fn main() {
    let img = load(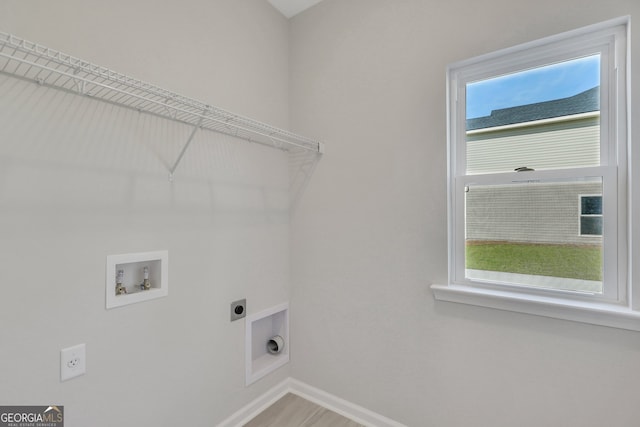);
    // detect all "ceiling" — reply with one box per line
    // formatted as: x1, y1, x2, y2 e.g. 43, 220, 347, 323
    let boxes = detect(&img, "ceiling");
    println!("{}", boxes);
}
267, 0, 325, 18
